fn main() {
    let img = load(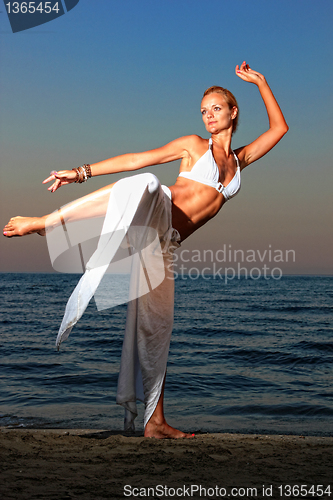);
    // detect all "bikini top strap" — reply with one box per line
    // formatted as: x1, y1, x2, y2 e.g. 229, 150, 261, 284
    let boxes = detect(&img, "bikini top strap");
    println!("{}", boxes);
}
208, 138, 213, 149
232, 150, 240, 168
